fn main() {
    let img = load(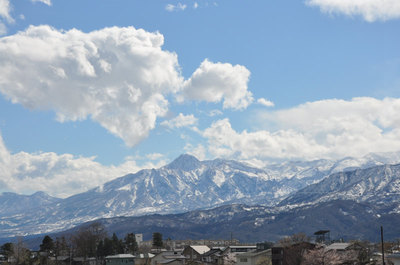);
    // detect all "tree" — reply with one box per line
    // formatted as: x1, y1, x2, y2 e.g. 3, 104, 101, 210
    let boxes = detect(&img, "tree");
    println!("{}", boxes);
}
1, 242, 13, 256
111, 233, 124, 254
72, 222, 107, 258
279, 232, 310, 247
124, 233, 138, 254
54, 236, 70, 256
97, 238, 113, 258
12, 237, 30, 265
301, 246, 358, 265
152, 232, 163, 248
40, 235, 55, 253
